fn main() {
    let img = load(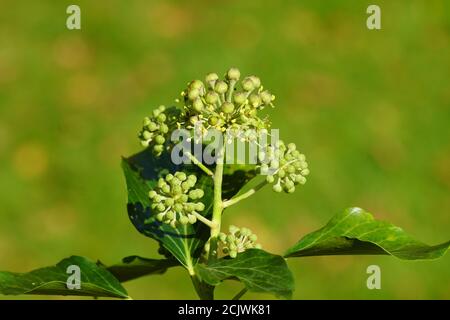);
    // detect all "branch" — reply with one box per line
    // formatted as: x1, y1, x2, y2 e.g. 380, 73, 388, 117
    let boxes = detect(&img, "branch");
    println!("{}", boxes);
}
184, 151, 214, 176
223, 180, 268, 208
